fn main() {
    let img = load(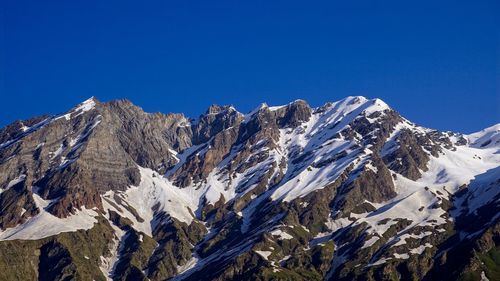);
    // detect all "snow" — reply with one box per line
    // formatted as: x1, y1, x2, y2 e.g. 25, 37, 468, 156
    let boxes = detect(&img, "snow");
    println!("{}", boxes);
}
254, 250, 272, 260
467, 123, 500, 149
481, 271, 490, 281
451, 165, 500, 234
166, 130, 284, 223
177, 256, 199, 274
165, 142, 208, 177
393, 253, 409, 259
68, 116, 102, 150
299, 202, 309, 208
0, 118, 51, 149
168, 148, 180, 162
418, 144, 499, 192
324, 217, 352, 233
172, 236, 256, 281
71, 97, 97, 116
350, 188, 447, 242
1, 96, 498, 280
365, 161, 378, 173
349, 162, 465, 250
92, 96, 422, 238
102, 166, 198, 236
279, 255, 291, 264
368, 257, 391, 267
270, 229, 293, 240
100, 224, 125, 281
409, 243, 432, 254
240, 191, 271, 233
392, 231, 433, 247
58, 116, 102, 169
268, 105, 286, 111
3, 174, 26, 190
53, 97, 96, 121
0, 193, 98, 241
362, 98, 390, 116
243, 103, 268, 123
268, 96, 396, 202
268, 99, 307, 112
367, 243, 432, 266
358, 131, 498, 236
362, 235, 380, 249
330, 118, 499, 263
50, 144, 64, 159
0, 139, 17, 149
